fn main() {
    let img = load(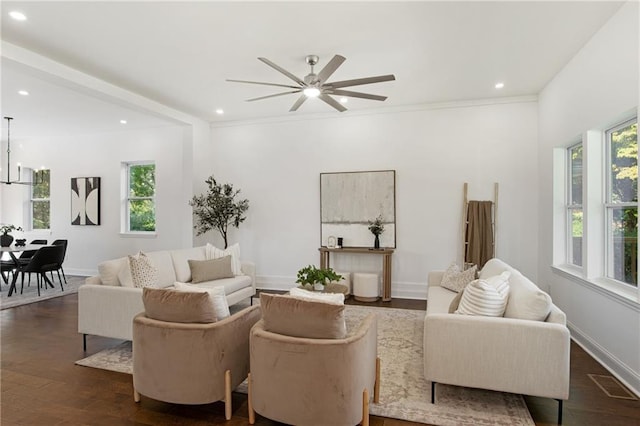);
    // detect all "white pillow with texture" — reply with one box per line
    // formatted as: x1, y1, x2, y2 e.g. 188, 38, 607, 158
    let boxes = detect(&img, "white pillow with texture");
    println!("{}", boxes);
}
455, 271, 510, 317
206, 243, 242, 276
128, 252, 159, 289
504, 274, 553, 321
289, 287, 345, 305
173, 281, 230, 320
440, 262, 477, 293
